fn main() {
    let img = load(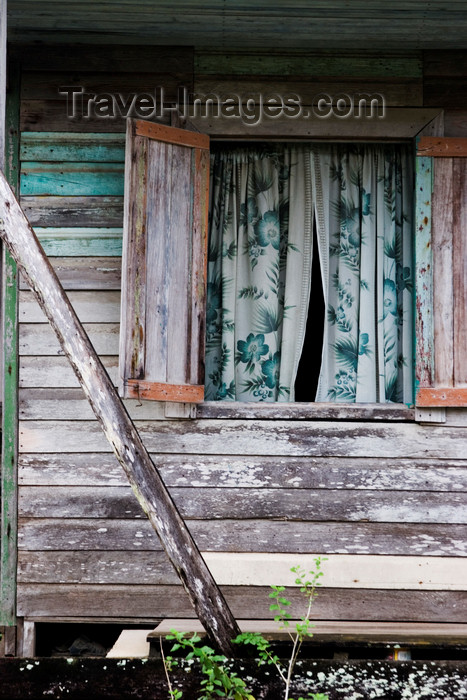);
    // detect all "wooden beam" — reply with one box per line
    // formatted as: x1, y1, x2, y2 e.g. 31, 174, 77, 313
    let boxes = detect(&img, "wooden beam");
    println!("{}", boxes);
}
0, 174, 240, 655
1, 54, 20, 631
416, 387, 467, 407
417, 137, 467, 157
0, 0, 6, 172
